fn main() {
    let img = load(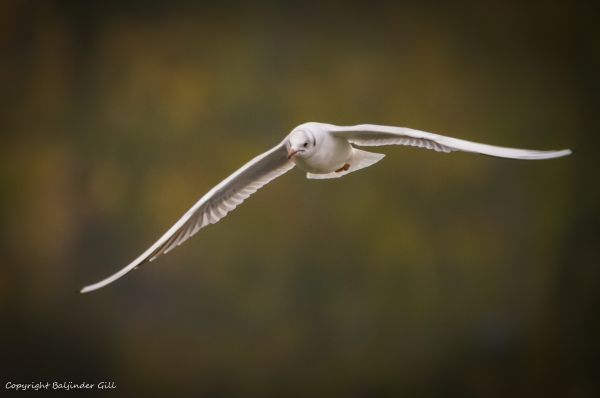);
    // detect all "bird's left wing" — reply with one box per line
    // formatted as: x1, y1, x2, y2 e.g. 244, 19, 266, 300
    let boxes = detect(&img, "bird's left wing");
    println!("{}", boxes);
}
81, 140, 294, 293
329, 124, 571, 160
